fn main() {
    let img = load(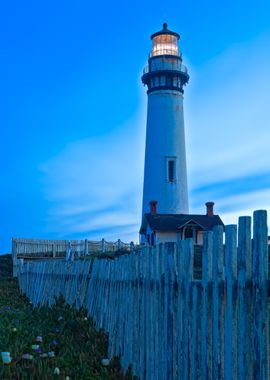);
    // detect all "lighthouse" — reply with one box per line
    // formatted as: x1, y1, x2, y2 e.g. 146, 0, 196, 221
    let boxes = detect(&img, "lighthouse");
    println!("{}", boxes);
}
141, 23, 189, 219
140, 24, 224, 246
